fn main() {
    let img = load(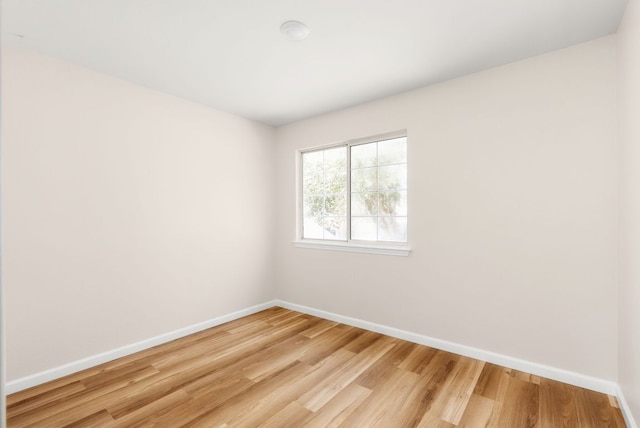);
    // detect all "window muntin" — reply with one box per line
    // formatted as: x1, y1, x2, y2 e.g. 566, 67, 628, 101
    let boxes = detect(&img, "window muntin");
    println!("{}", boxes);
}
301, 134, 407, 244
